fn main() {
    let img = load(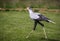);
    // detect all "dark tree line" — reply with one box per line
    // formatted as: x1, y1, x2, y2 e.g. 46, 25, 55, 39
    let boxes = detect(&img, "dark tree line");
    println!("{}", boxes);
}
0, 0, 60, 9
